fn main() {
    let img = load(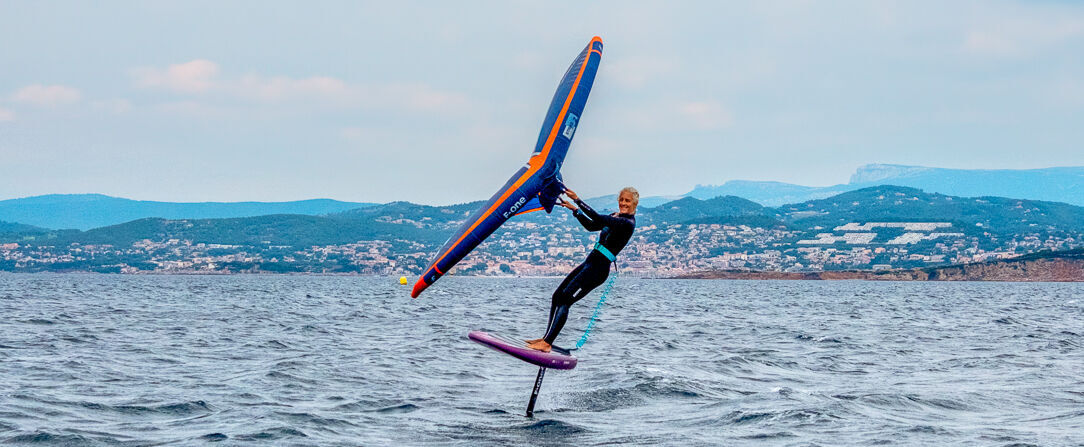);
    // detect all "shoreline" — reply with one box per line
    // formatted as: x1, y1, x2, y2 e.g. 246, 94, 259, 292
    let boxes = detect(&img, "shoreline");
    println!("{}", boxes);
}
674, 254, 1084, 282
4, 249, 1083, 282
